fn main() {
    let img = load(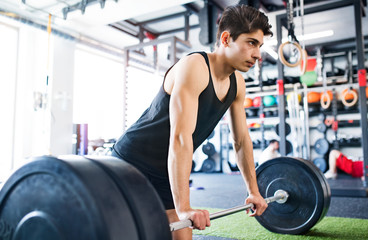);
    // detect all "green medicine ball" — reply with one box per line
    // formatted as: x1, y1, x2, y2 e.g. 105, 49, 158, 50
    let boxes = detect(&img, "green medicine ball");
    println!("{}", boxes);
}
300, 71, 317, 86
263, 95, 276, 107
